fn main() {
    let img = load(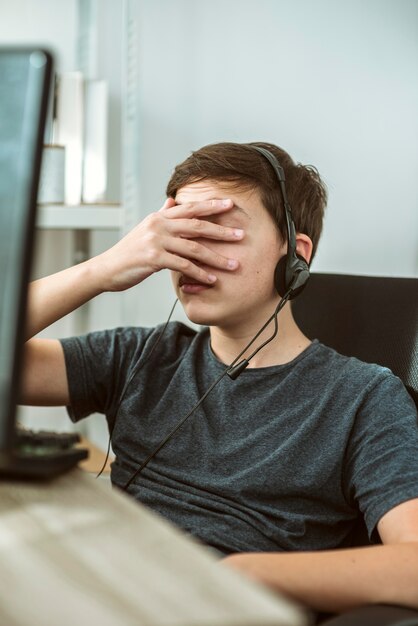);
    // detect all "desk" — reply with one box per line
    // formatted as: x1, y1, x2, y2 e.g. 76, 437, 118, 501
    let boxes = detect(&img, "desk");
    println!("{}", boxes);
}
0, 469, 307, 626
